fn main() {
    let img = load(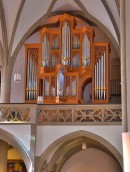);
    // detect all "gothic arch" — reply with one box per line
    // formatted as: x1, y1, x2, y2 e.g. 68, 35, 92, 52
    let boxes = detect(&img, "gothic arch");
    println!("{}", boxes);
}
37, 130, 123, 172
0, 128, 32, 172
